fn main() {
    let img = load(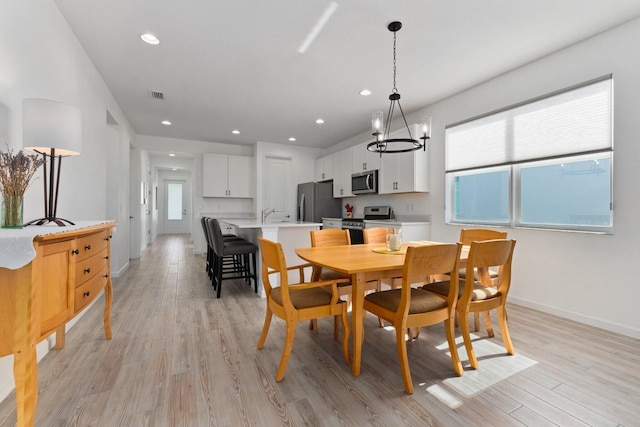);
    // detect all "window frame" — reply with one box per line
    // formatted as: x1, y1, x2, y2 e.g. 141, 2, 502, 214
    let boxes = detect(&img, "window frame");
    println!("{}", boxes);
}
445, 75, 613, 234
